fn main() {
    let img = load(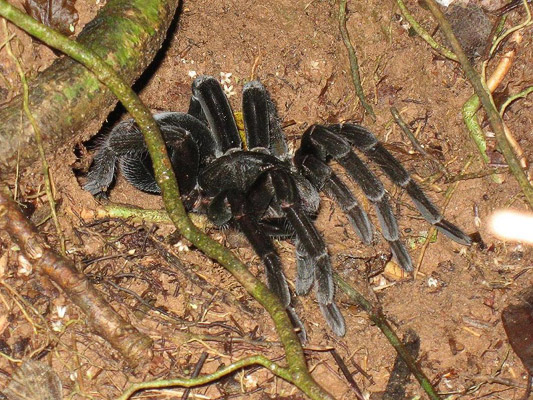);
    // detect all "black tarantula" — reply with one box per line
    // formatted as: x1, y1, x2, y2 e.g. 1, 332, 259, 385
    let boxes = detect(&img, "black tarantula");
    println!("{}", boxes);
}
84, 76, 472, 336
